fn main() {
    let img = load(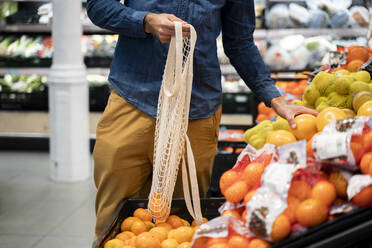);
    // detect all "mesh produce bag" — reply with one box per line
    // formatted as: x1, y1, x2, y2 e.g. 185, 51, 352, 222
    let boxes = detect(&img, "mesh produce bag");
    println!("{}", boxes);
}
147, 22, 203, 224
